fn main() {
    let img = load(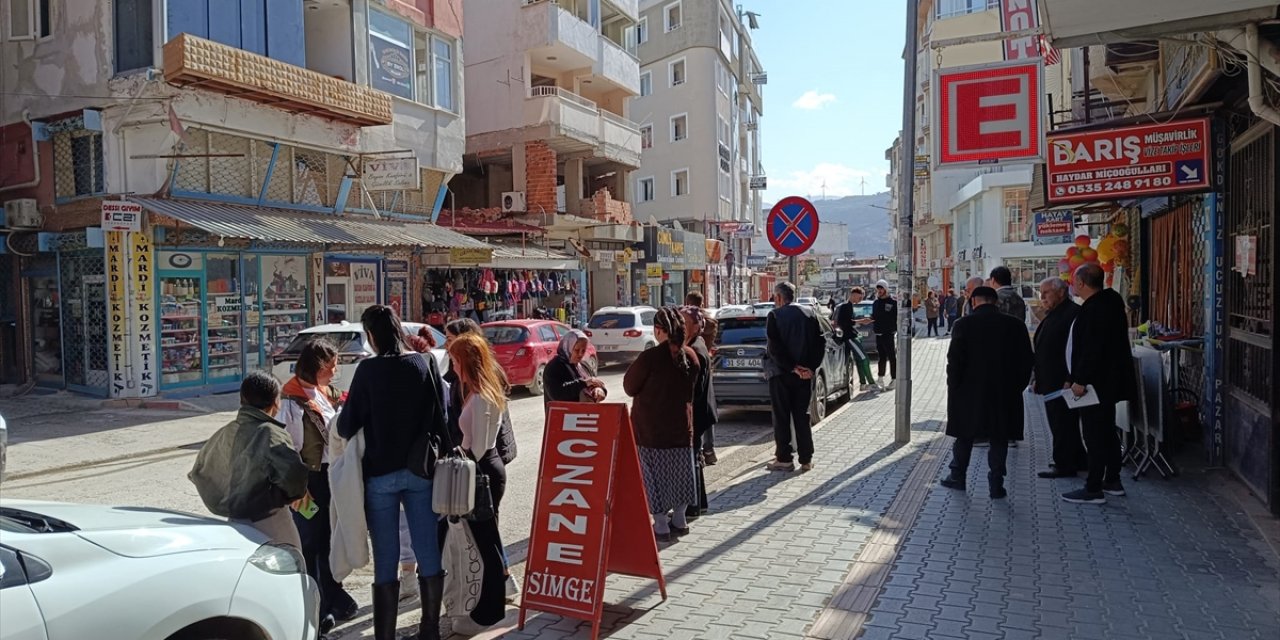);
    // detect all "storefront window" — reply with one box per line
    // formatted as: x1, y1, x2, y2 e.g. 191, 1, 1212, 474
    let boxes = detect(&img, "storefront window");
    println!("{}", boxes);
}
206, 255, 243, 381
243, 256, 261, 369
159, 259, 204, 387
29, 271, 62, 383
261, 255, 309, 357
